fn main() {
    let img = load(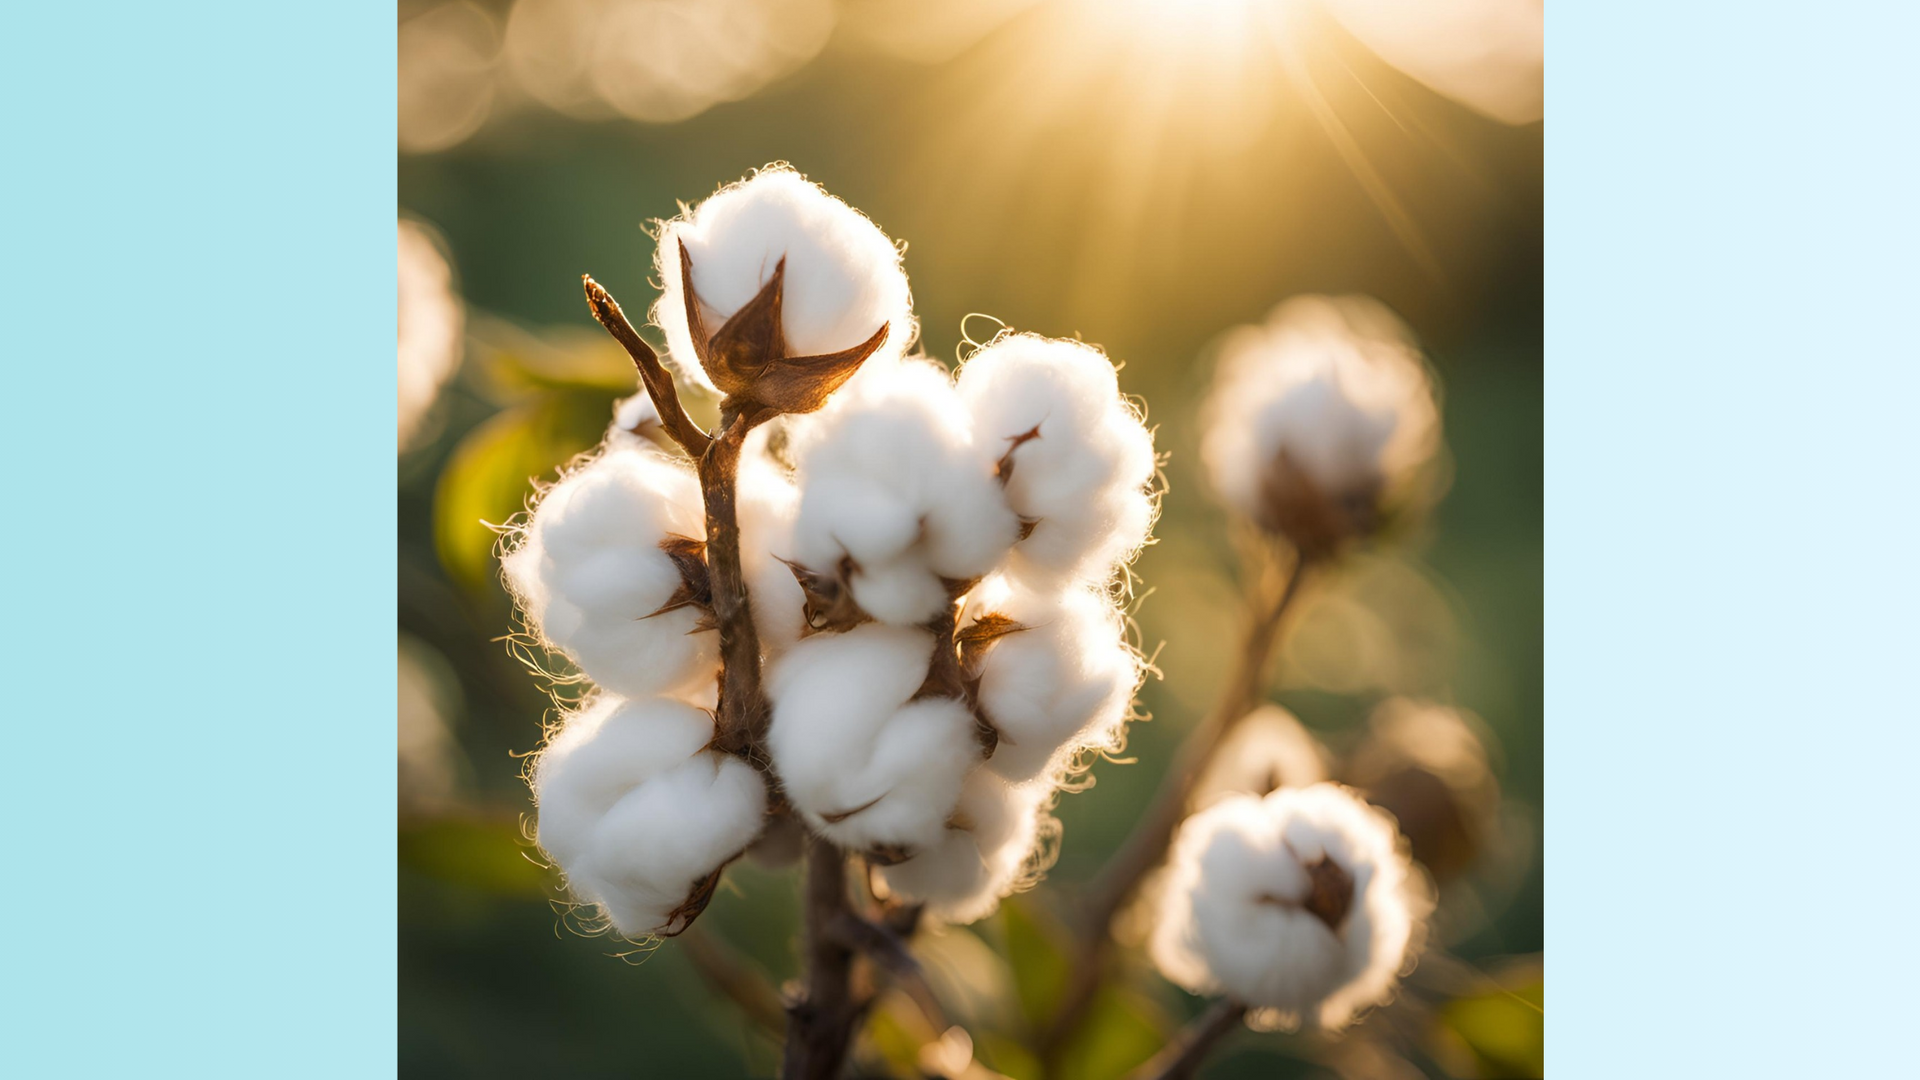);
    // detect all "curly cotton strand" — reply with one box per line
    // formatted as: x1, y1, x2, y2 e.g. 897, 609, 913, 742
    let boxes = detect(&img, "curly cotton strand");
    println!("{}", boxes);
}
1150, 784, 1430, 1031
1201, 296, 1440, 550
789, 360, 1019, 625
532, 695, 767, 938
956, 334, 1157, 587
766, 623, 979, 855
502, 445, 718, 698
962, 575, 1141, 783
653, 165, 915, 390
878, 769, 1052, 924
